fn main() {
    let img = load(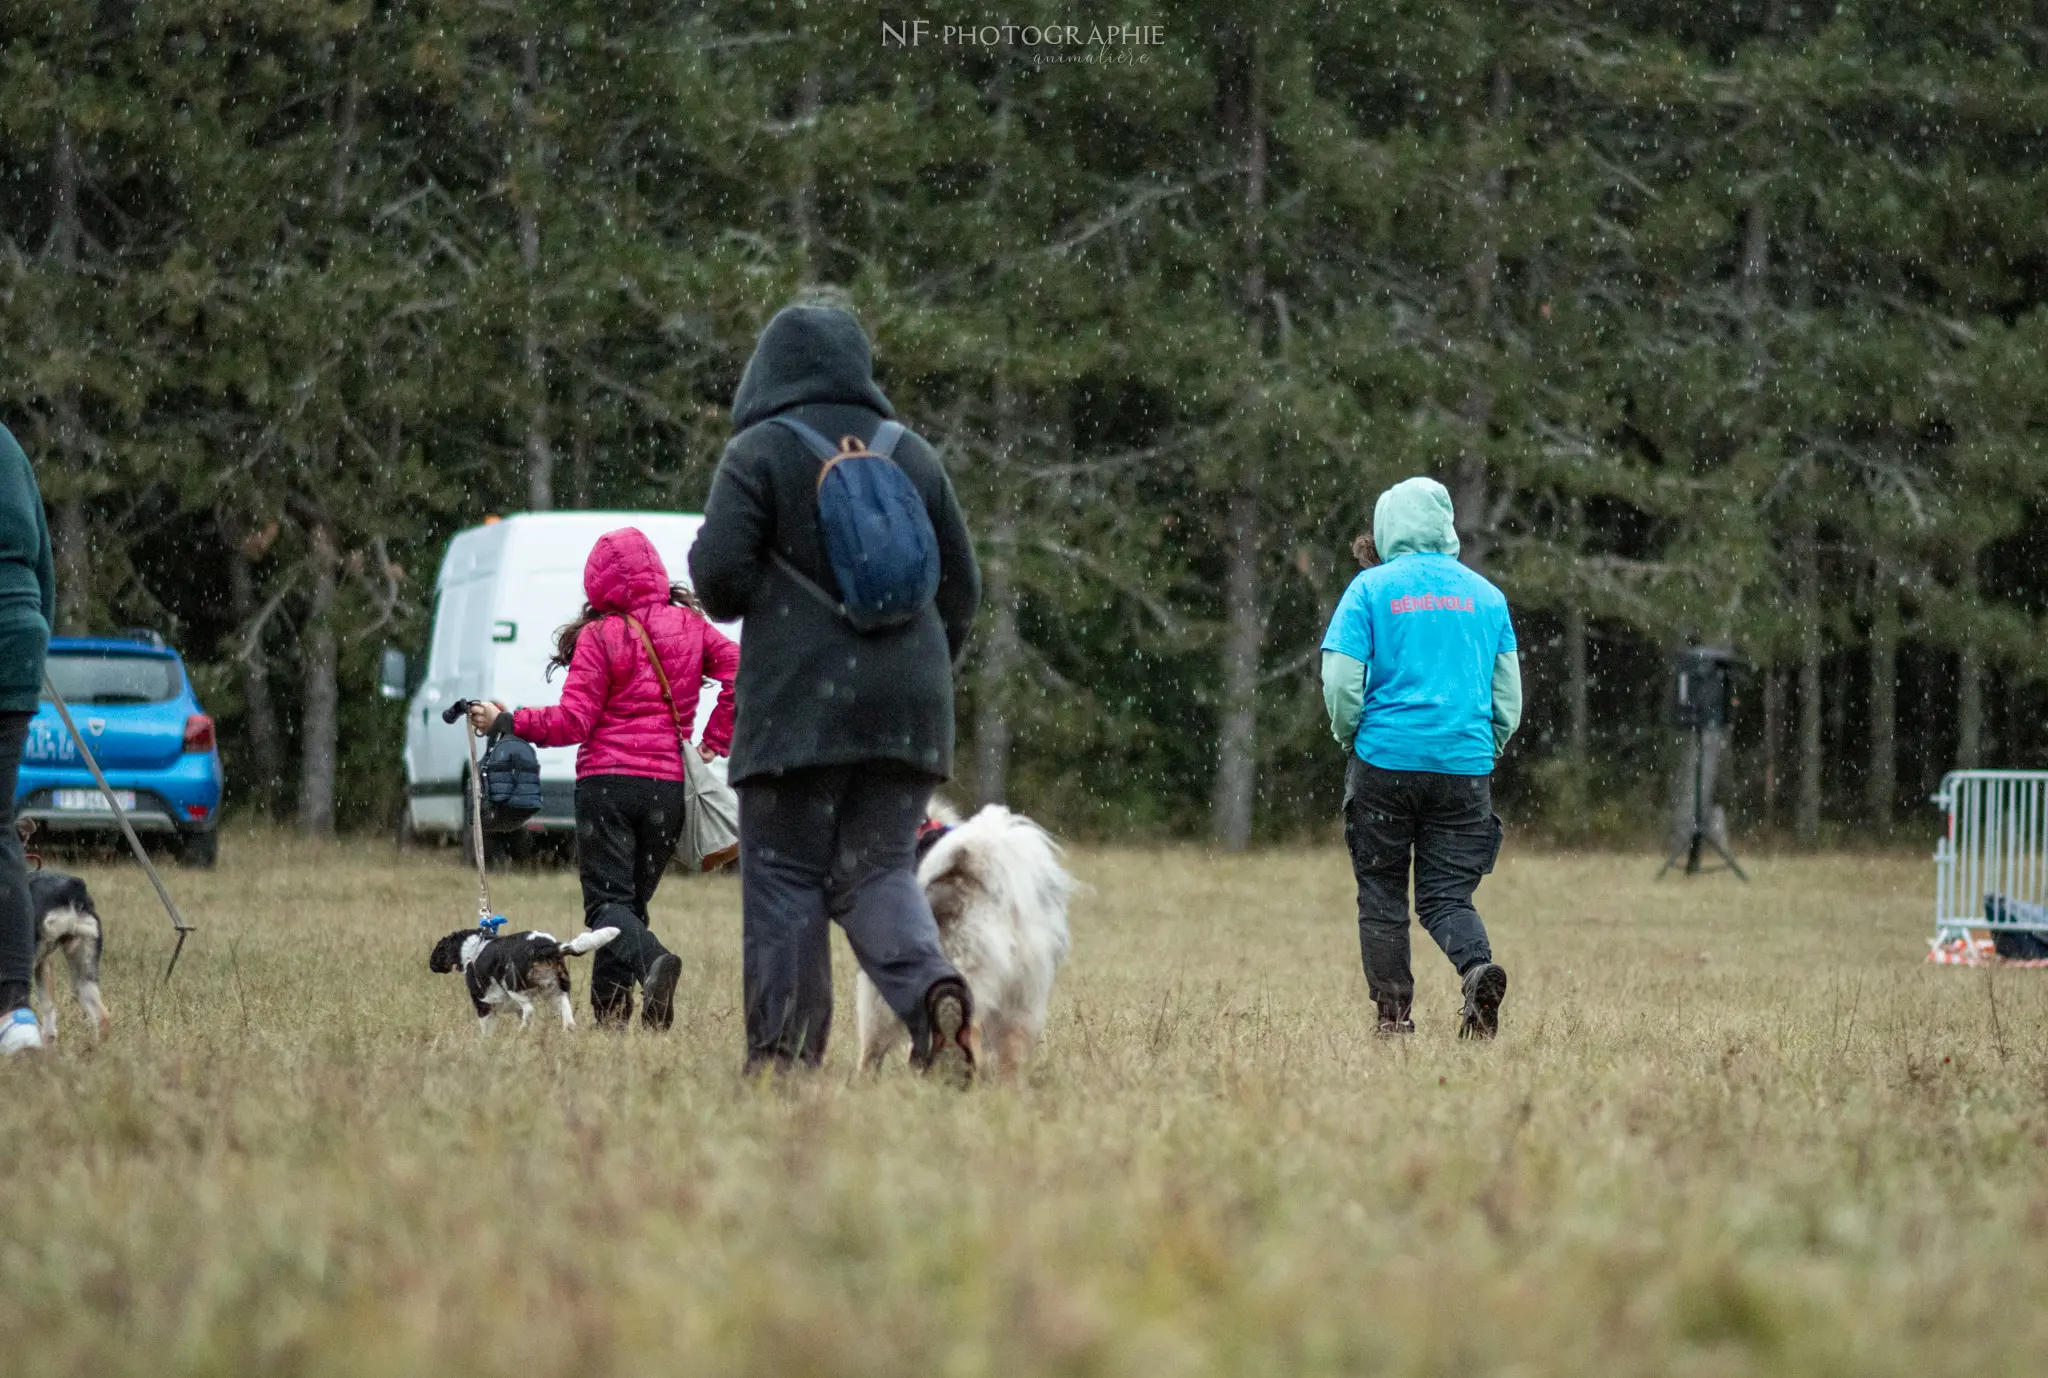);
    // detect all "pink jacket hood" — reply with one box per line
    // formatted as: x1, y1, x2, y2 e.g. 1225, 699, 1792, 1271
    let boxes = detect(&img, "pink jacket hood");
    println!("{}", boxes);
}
509, 526, 739, 780
585, 527, 672, 612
